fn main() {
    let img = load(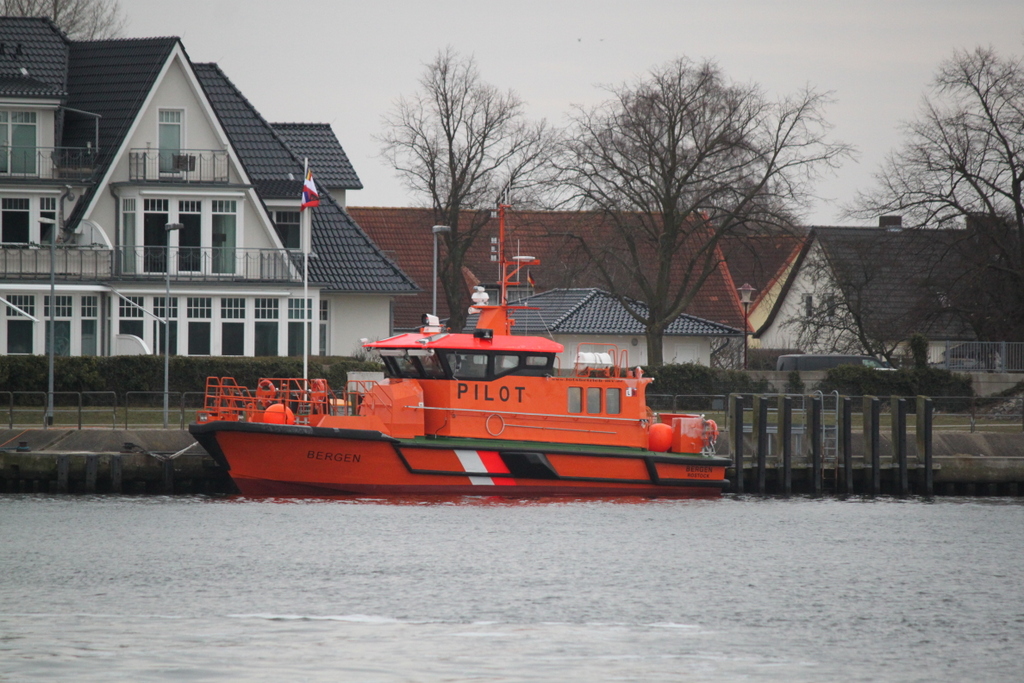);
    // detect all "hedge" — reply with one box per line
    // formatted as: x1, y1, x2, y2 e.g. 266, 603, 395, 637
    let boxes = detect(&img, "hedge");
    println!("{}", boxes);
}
640, 363, 772, 396
818, 365, 973, 398
0, 355, 381, 398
